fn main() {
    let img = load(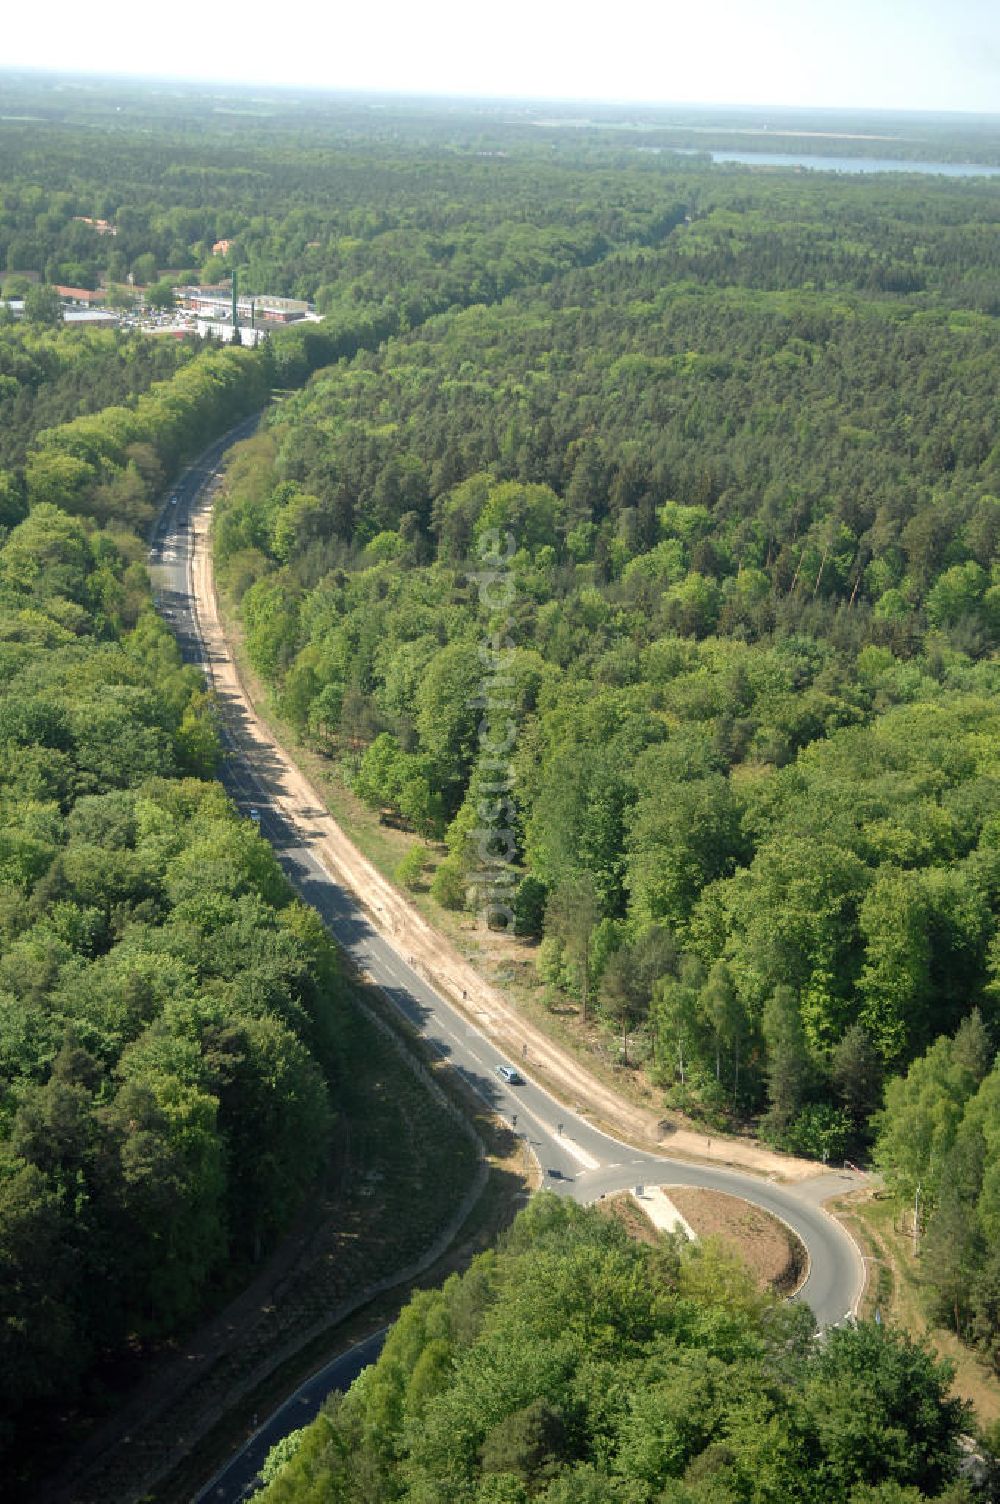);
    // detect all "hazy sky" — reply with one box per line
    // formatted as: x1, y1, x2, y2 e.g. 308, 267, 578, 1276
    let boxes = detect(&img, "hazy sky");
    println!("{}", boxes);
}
5, 0, 999, 113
